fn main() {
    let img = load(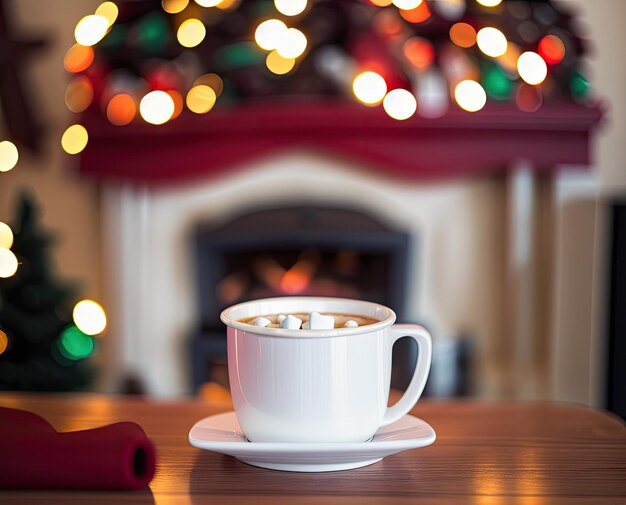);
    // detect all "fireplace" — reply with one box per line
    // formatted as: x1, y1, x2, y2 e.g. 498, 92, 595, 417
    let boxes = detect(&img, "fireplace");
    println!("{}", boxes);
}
190, 202, 414, 392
